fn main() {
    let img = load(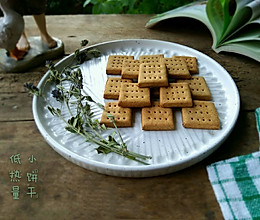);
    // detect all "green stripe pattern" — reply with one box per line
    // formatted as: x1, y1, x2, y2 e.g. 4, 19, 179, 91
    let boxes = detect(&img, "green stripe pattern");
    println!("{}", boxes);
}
207, 152, 260, 220
207, 107, 260, 219
256, 108, 260, 145
207, 108, 260, 219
